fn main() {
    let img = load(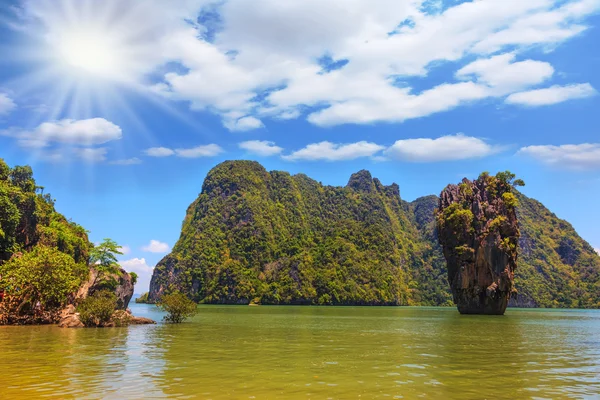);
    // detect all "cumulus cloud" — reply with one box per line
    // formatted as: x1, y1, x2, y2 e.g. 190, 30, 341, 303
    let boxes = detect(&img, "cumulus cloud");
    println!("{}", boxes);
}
505, 83, 597, 106
141, 240, 170, 253
144, 144, 223, 158
283, 141, 385, 161
385, 134, 500, 162
0, 93, 16, 115
224, 116, 264, 132
0, 118, 122, 148
144, 147, 175, 157
109, 157, 142, 165
119, 257, 154, 293
239, 140, 283, 156
518, 143, 600, 170
456, 53, 554, 93
16, 0, 598, 128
